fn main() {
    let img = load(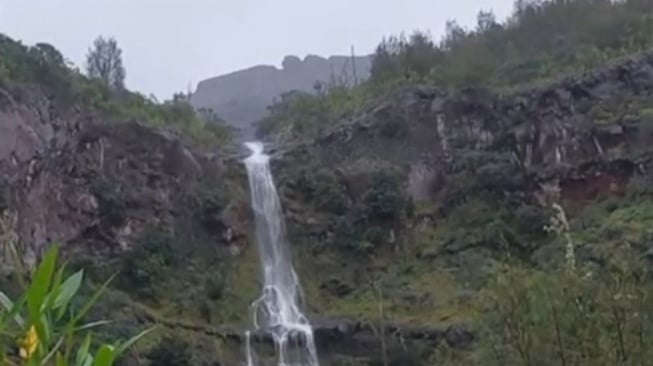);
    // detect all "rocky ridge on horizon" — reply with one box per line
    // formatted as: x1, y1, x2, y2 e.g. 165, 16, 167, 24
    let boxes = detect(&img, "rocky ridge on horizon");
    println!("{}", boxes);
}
190, 54, 372, 140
